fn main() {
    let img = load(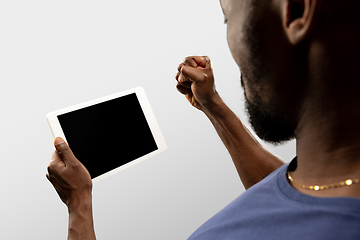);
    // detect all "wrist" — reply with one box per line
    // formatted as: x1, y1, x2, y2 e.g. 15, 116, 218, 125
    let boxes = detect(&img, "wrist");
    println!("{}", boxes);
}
67, 193, 96, 240
67, 191, 93, 214
200, 91, 225, 116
